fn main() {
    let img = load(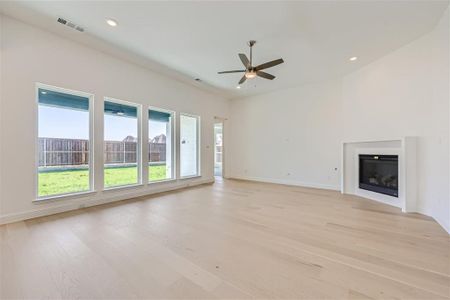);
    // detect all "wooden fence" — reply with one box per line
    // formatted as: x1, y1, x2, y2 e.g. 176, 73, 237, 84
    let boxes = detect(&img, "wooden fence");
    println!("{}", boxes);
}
38, 137, 166, 167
